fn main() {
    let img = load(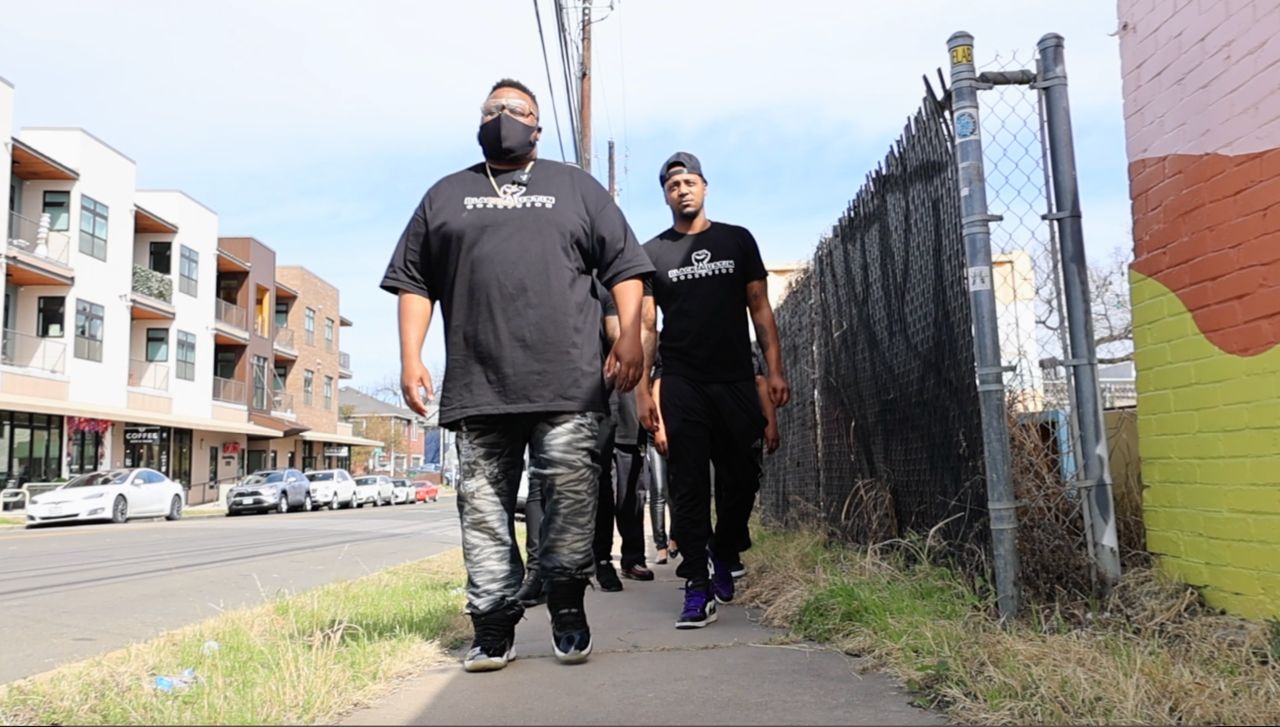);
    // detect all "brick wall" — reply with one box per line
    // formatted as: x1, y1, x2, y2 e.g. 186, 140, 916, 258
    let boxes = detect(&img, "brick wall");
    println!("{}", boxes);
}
277, 266, 340, 434
1119, 0, 1280, 619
